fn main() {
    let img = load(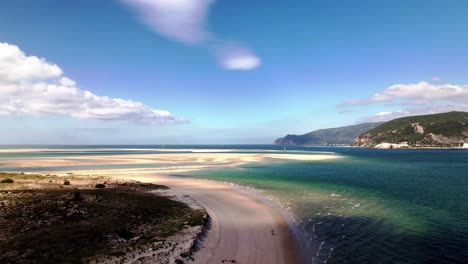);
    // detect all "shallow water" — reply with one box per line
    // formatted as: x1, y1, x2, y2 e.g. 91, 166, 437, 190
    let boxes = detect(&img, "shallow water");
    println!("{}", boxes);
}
1, 145, 467, 263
